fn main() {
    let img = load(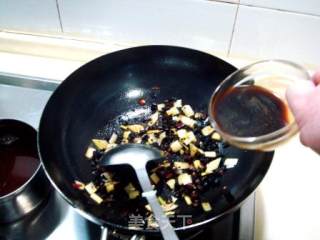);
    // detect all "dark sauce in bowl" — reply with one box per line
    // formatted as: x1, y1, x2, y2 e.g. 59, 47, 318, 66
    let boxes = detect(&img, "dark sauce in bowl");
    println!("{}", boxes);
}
211, 85, 289, 137
0, 126, 39, 197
